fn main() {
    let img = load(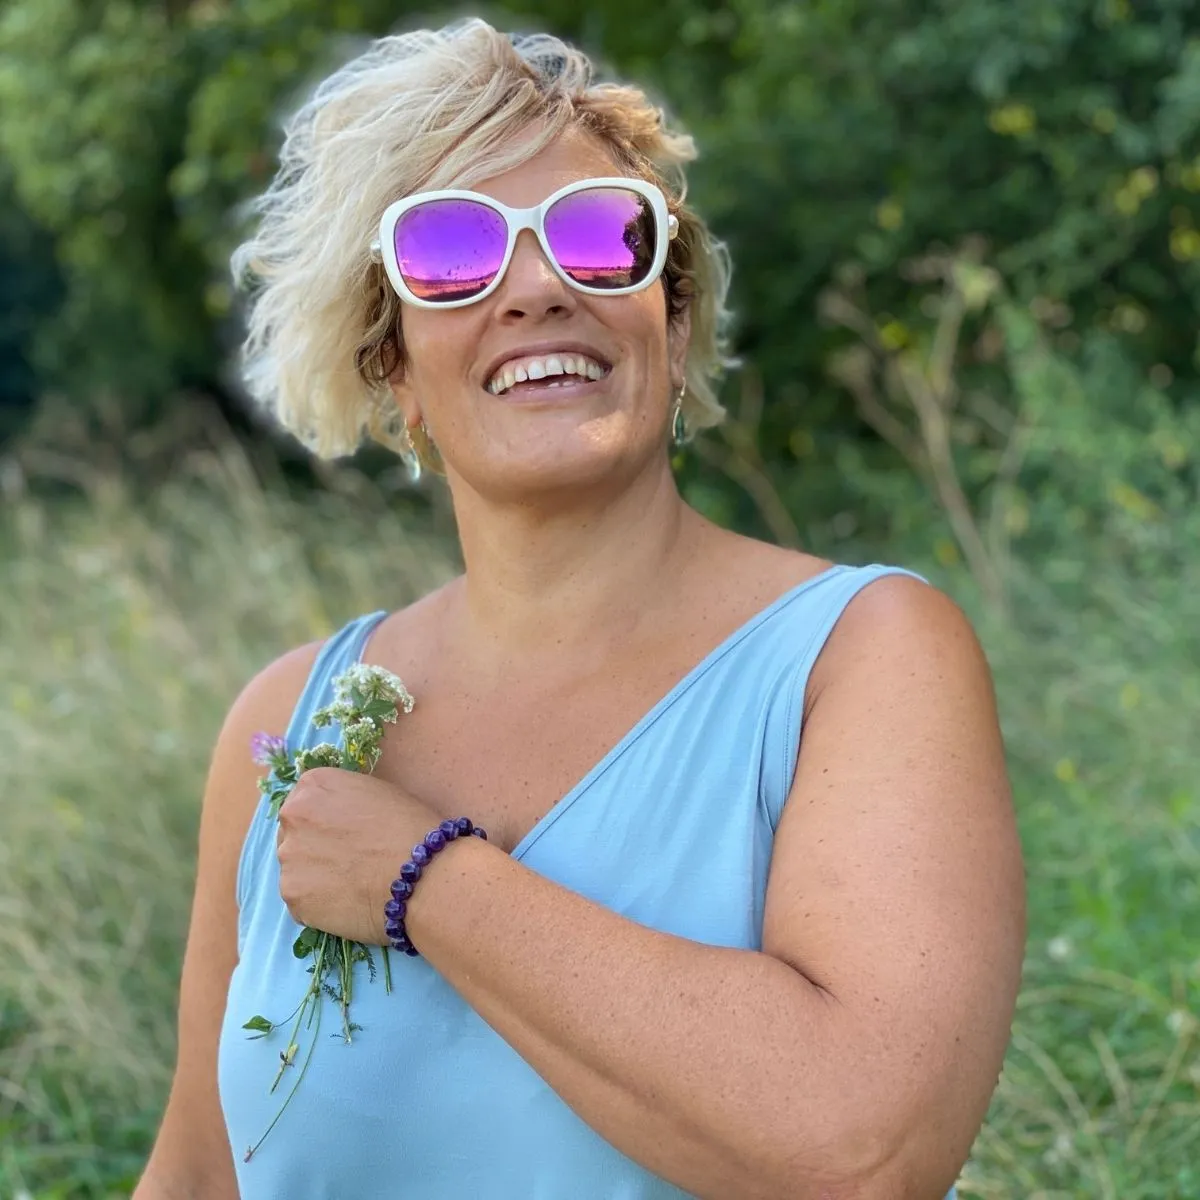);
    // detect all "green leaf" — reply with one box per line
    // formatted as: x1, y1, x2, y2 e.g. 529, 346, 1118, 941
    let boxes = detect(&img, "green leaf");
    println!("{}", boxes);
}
267, 788, 289, 819
361, 698, 396, 721
243, 1015, 273, 1034
292, 927, 322, 959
